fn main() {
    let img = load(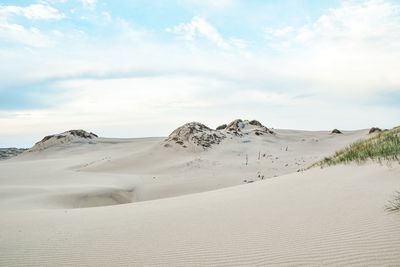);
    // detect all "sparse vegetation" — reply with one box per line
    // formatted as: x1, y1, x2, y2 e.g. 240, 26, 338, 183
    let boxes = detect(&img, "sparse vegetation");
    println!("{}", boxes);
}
0, 148, 27, 160
385, 191, 400, 212
313, 126, 400, 167
369, 127, 382, 134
